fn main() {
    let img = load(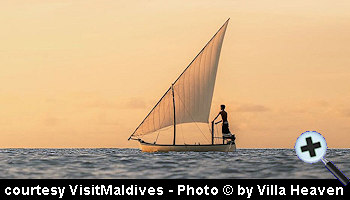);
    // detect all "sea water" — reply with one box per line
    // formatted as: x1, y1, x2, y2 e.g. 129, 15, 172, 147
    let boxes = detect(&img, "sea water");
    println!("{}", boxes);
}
0, 148, 349, 179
